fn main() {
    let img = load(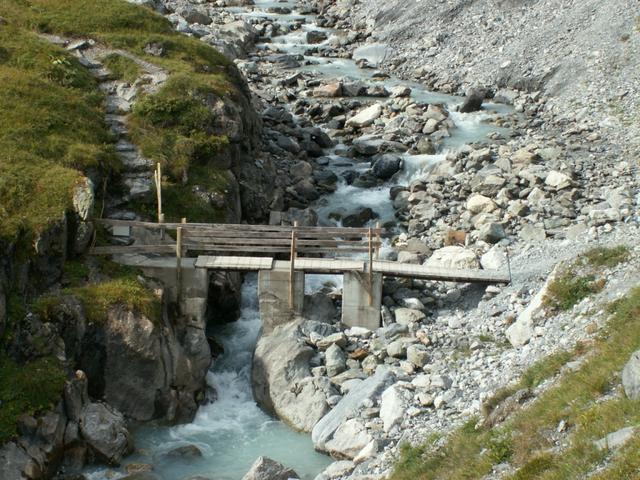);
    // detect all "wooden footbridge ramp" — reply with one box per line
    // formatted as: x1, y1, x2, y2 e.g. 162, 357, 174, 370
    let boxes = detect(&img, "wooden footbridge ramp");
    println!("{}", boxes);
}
92, 219, 510, 329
